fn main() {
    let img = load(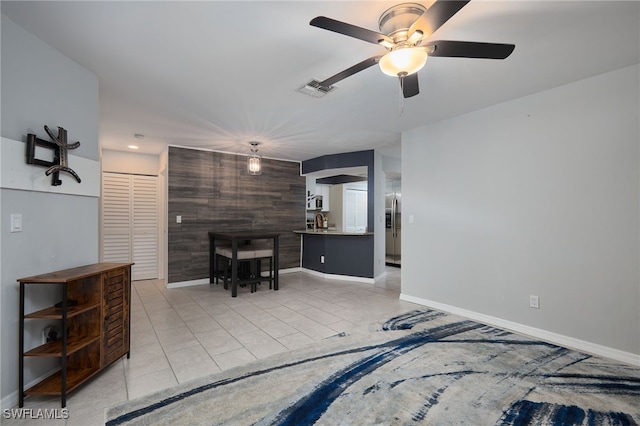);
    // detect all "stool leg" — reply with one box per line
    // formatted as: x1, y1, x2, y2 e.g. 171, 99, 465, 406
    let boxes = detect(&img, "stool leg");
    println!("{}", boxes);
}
215, 254, 222, 284
251, 258, 260, 293
253, 258, 259, 293
224, 259, 231, 290
213, 253, 217, 284
250, 259, 255, 293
